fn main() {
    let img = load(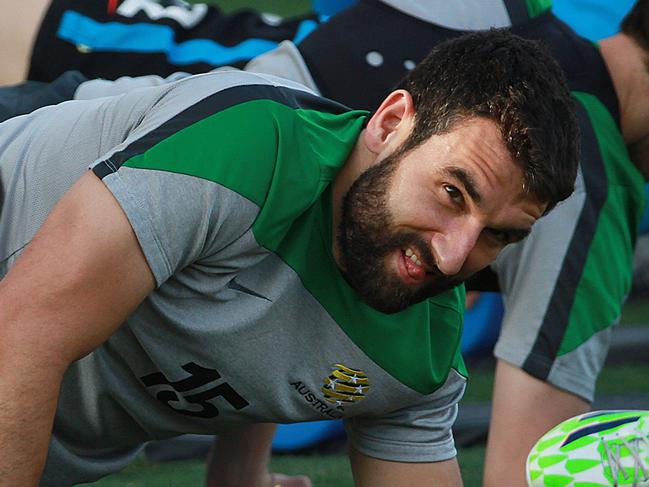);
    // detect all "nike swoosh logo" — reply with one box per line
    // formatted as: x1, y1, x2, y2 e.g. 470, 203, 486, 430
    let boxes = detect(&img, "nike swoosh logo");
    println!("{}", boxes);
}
226, 277, 272, 302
